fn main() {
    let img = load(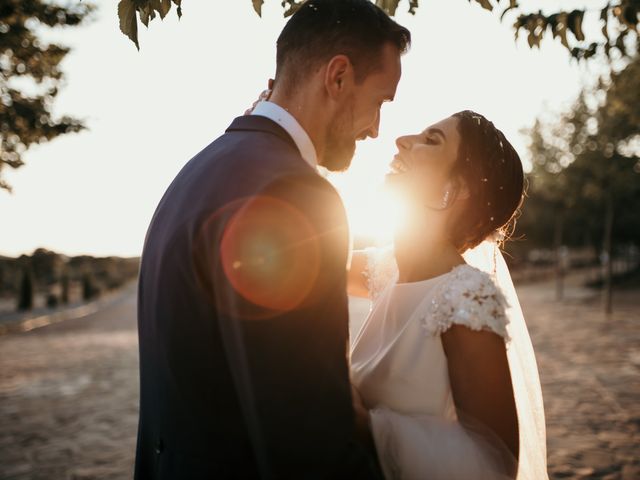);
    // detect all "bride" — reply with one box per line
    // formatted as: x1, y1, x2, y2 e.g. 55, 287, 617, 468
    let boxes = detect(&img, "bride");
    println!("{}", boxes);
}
348, 111, 548, 480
